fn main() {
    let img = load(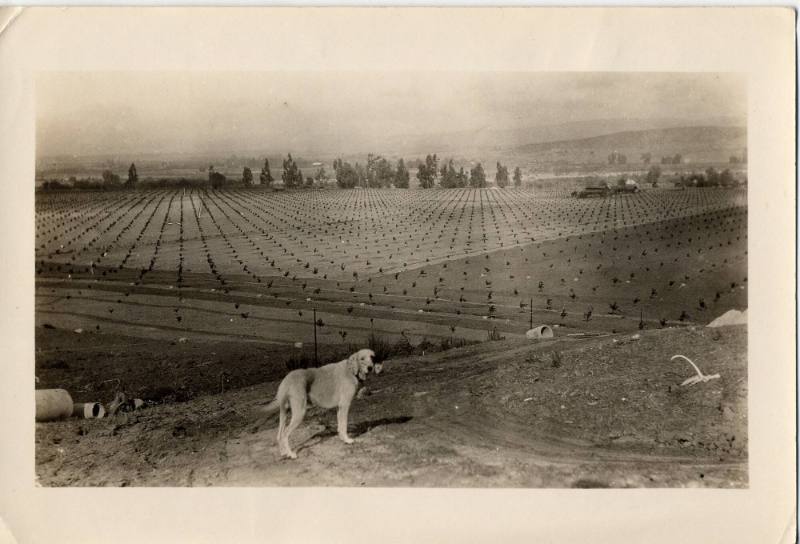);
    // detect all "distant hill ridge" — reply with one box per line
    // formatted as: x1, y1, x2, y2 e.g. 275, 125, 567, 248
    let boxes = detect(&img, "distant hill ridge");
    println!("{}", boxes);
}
516, 126, 746, 156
